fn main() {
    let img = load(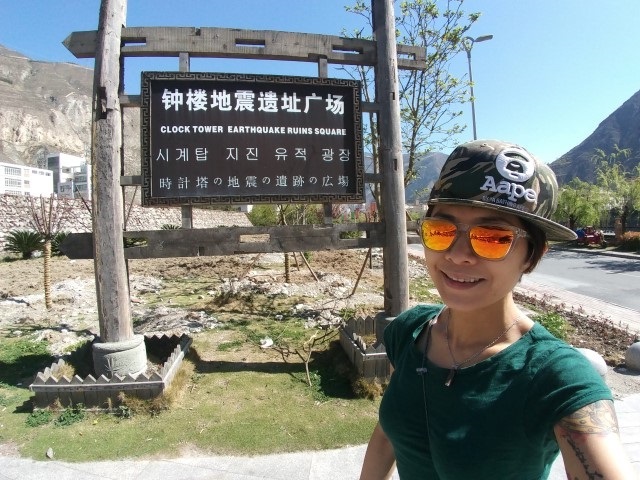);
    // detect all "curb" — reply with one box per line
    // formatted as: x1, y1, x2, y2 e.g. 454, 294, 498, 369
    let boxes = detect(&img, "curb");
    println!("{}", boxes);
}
550, 244, 640, 261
